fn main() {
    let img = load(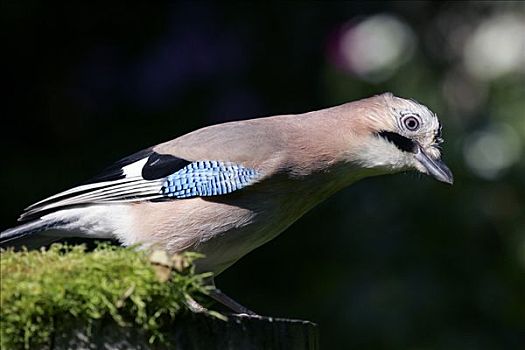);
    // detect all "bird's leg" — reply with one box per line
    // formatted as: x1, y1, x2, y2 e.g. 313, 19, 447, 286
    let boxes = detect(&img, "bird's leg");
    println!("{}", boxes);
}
208, 288, 259, 316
